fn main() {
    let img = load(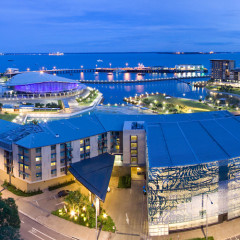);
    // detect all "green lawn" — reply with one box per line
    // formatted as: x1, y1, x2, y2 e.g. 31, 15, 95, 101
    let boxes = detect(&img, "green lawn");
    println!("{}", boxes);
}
135, 94, 215, 114
0, 113, 18, 121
